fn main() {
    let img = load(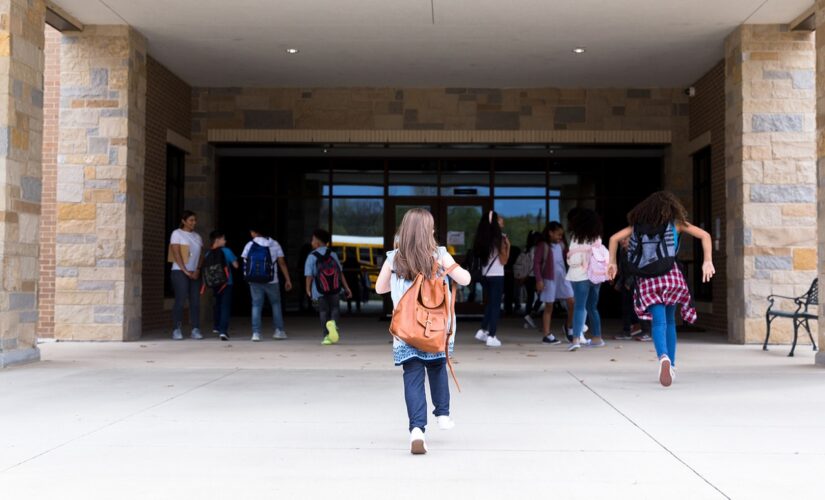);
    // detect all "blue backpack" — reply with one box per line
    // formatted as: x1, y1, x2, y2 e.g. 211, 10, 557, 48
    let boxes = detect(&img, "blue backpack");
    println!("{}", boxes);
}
244, 242, 274, 283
